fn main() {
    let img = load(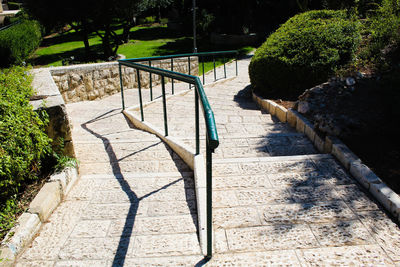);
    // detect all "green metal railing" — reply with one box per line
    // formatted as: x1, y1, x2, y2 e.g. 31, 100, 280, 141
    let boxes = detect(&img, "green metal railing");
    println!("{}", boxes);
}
118, 51, 238, 258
